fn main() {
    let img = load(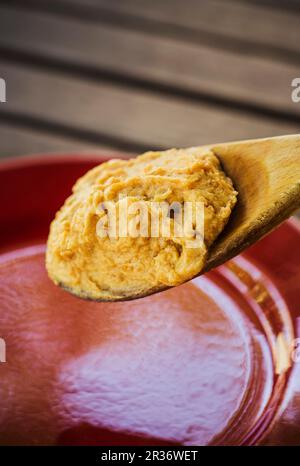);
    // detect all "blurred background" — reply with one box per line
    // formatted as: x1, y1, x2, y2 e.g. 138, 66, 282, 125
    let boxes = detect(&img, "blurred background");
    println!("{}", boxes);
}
0, 0, 300, 158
